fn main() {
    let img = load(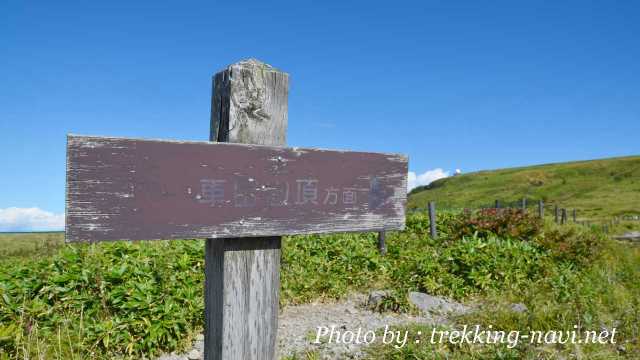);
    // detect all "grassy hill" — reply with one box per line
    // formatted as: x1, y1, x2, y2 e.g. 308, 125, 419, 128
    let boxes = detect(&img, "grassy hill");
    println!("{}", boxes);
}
0, 232, 63, 258
408, 155, 640, 221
